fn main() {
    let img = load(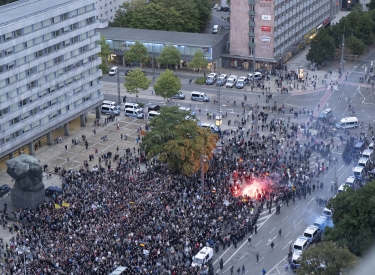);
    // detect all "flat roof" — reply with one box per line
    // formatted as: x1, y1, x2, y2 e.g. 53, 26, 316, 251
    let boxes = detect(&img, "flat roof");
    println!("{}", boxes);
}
99, 27, 226, 47
0, 0, 77, 27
